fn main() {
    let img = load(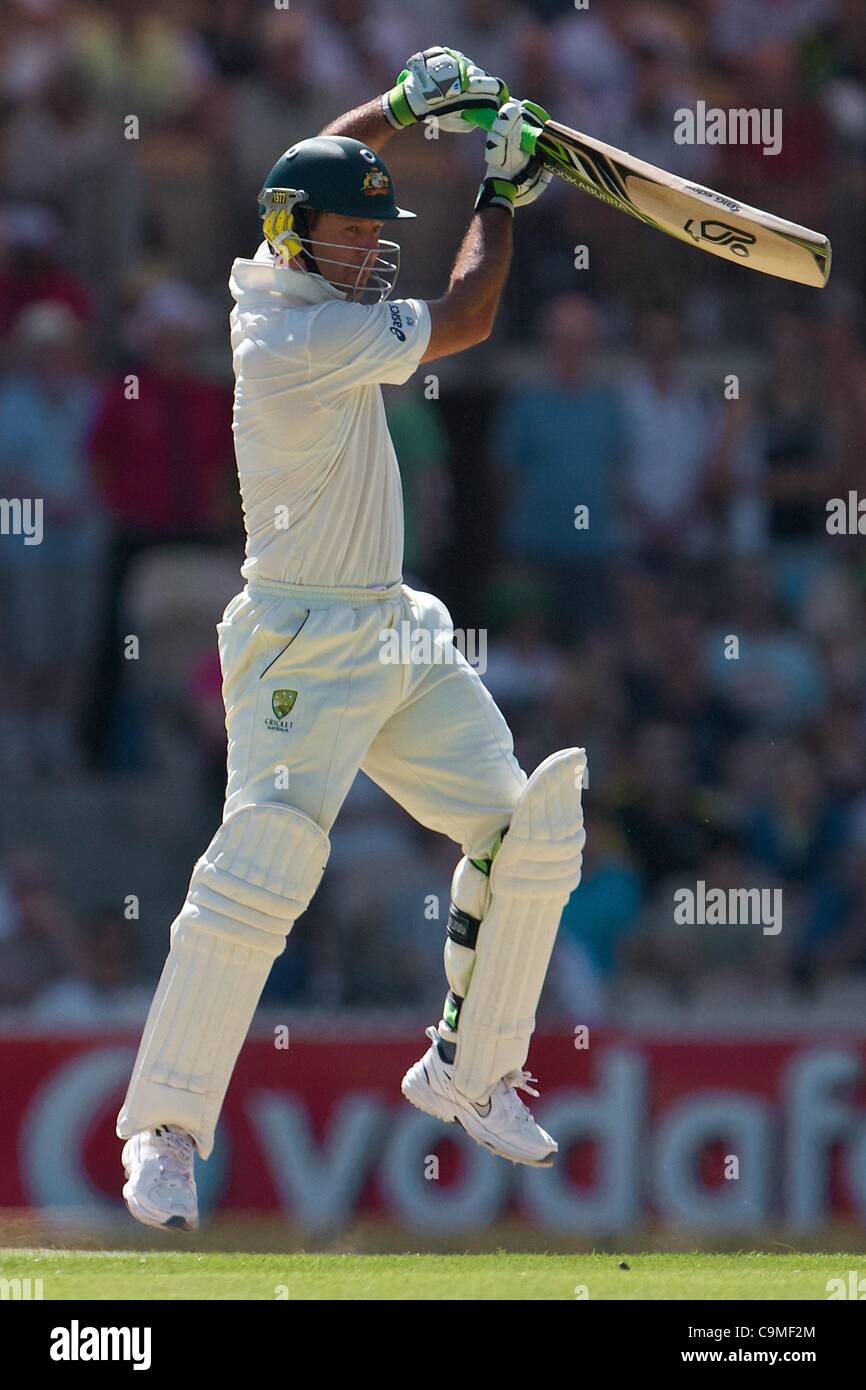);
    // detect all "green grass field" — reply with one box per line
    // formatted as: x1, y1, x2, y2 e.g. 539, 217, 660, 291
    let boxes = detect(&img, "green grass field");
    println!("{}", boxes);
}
0, 1250, 855, 1300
